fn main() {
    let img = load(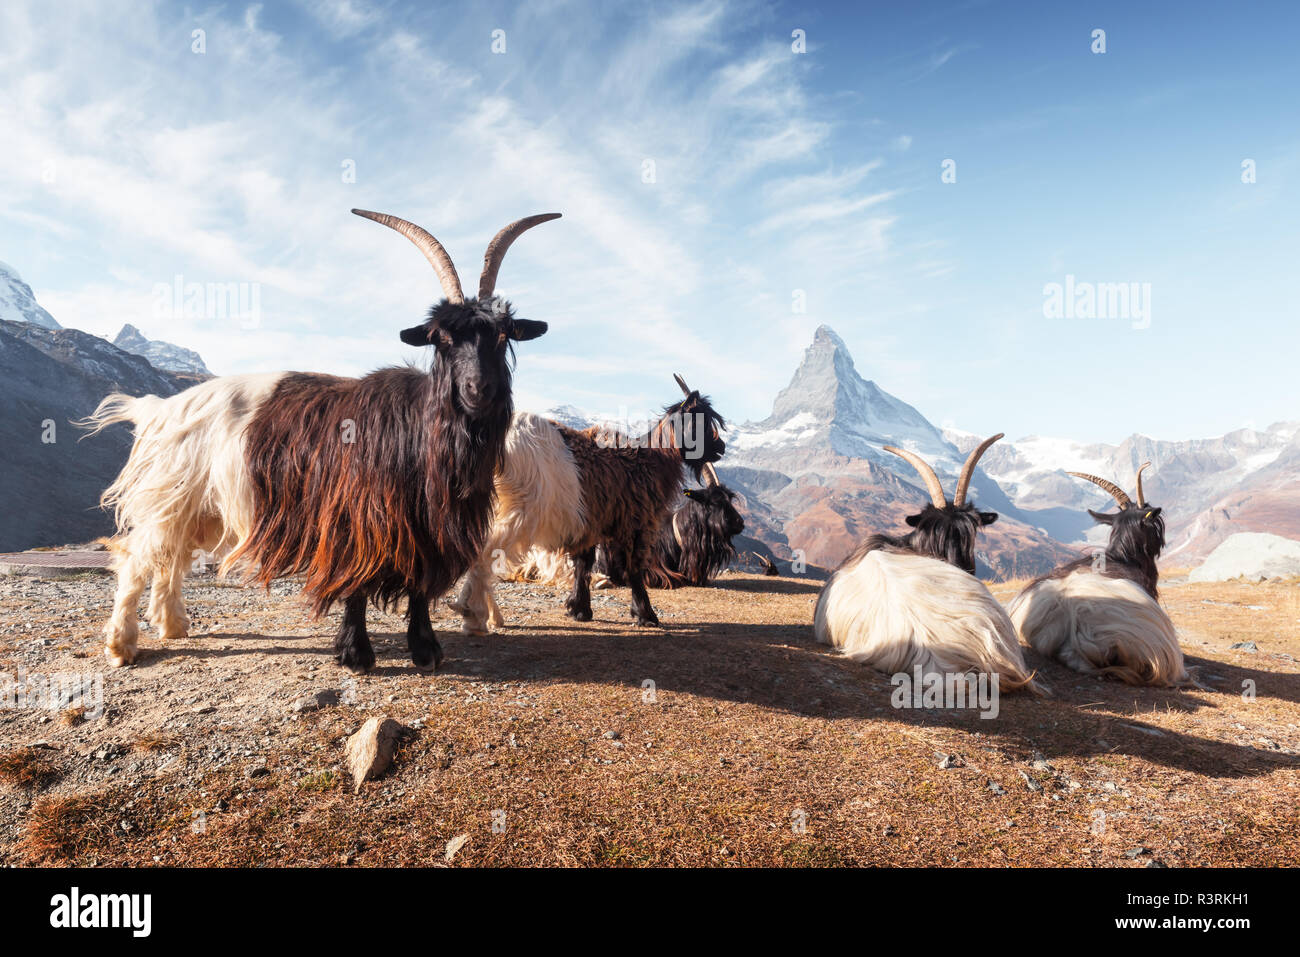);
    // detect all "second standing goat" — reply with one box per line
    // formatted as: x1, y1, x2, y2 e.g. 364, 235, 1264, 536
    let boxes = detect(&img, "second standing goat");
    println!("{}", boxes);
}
451, 374, 726, 632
